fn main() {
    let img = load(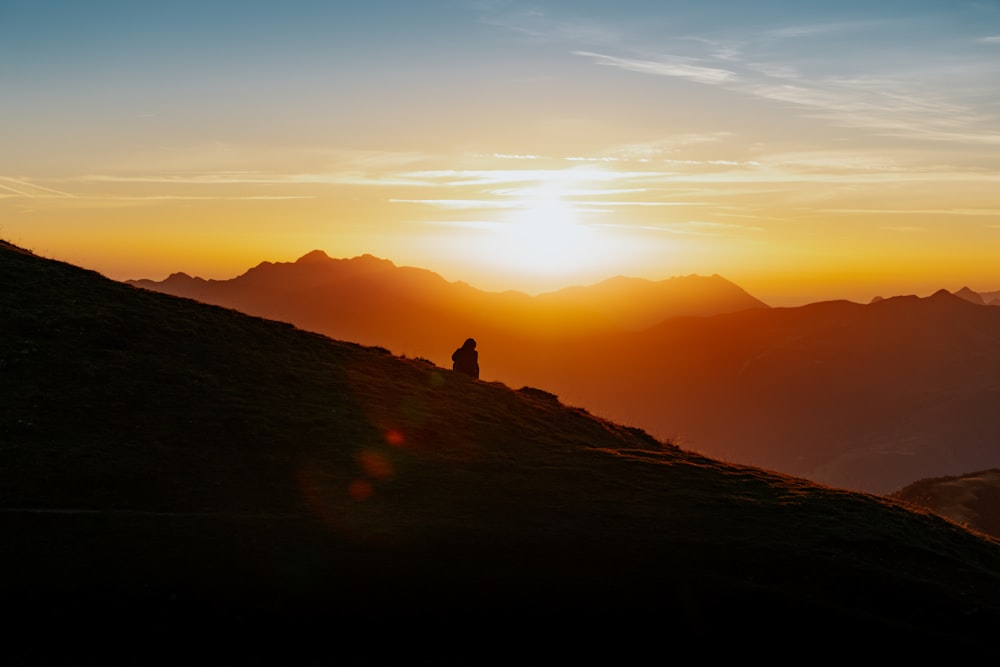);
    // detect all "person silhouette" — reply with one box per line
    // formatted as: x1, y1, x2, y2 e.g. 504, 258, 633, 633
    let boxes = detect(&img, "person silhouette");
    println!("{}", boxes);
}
451, 337, 479, 379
